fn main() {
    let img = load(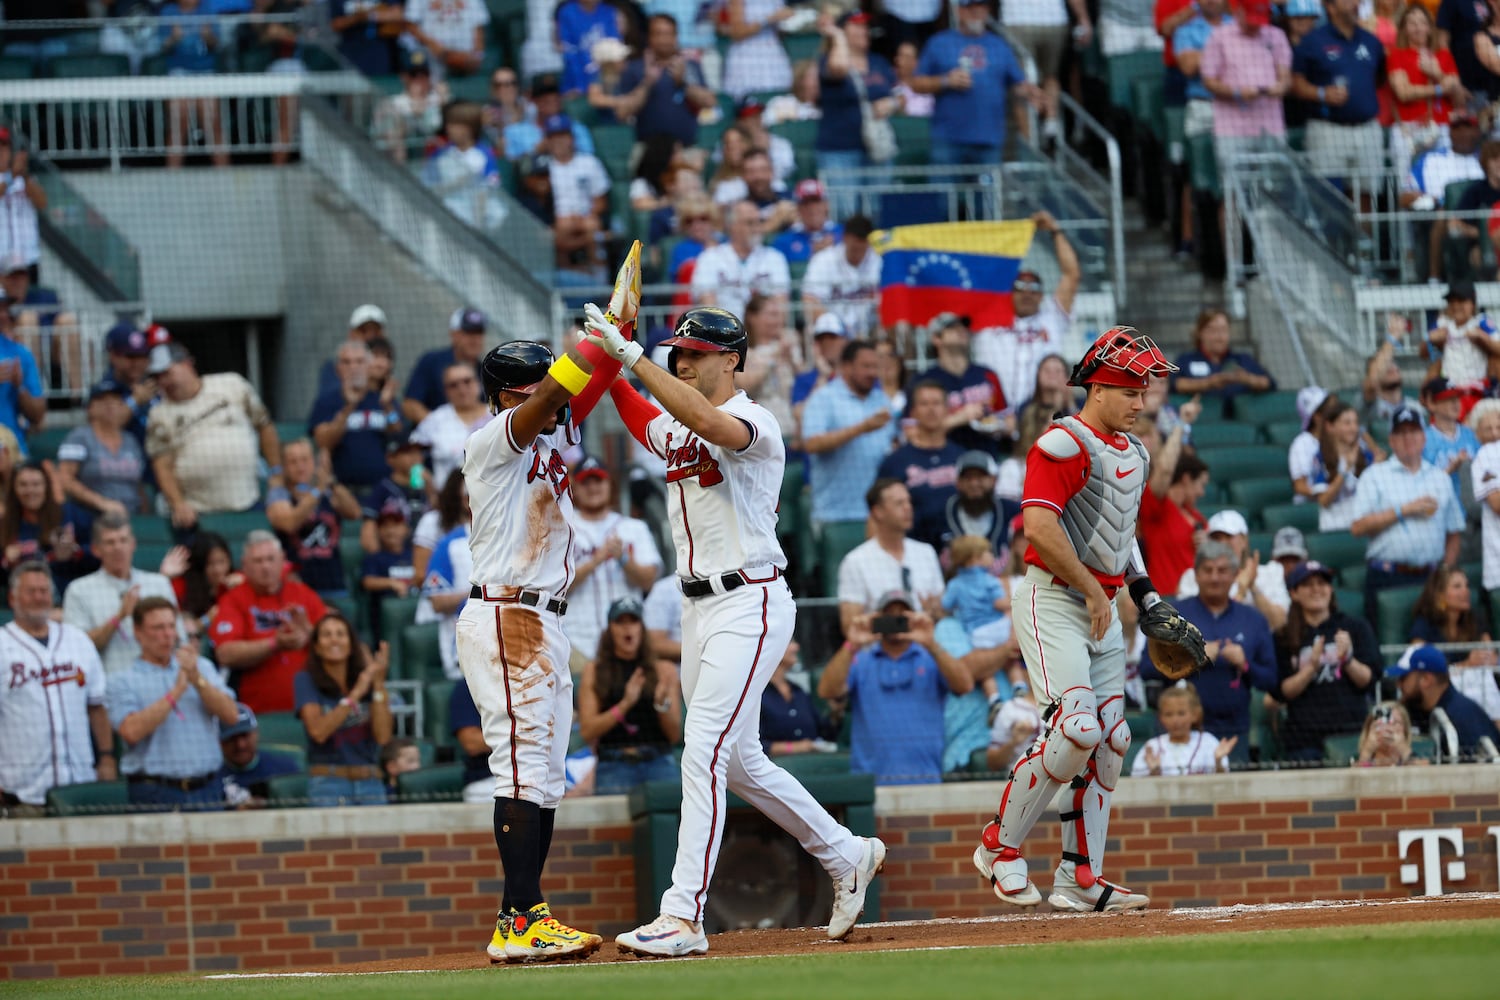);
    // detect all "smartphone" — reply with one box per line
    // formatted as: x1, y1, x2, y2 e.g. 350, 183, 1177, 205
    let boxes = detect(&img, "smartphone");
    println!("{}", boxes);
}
871, 614, 909, 636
